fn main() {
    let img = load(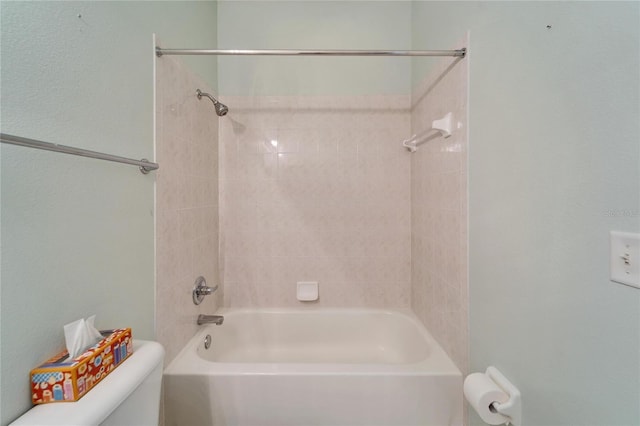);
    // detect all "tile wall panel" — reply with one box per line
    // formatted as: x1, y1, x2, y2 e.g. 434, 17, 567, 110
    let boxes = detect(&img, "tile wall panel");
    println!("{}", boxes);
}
410, 39, 469, 374
155, 55, 221, 364
220, 96, 412, 308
